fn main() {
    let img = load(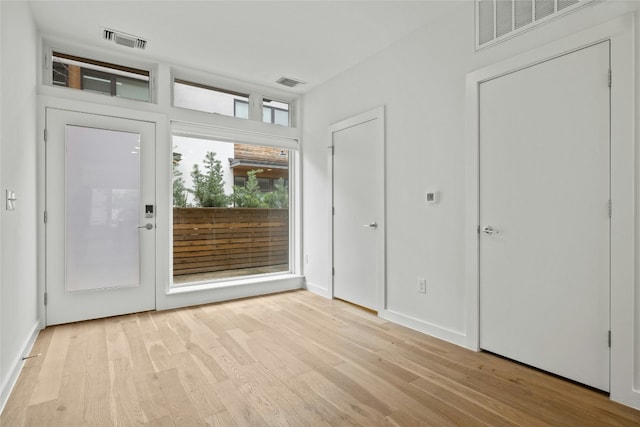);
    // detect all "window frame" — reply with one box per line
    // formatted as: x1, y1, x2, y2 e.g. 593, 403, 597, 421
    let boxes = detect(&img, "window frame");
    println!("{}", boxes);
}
170, 121, 299, 289
39, 40, 302, 305
173, 78, 251, 118
235, 99, 291, 126
171, 69, 296, 127
43, 43, 156, 103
